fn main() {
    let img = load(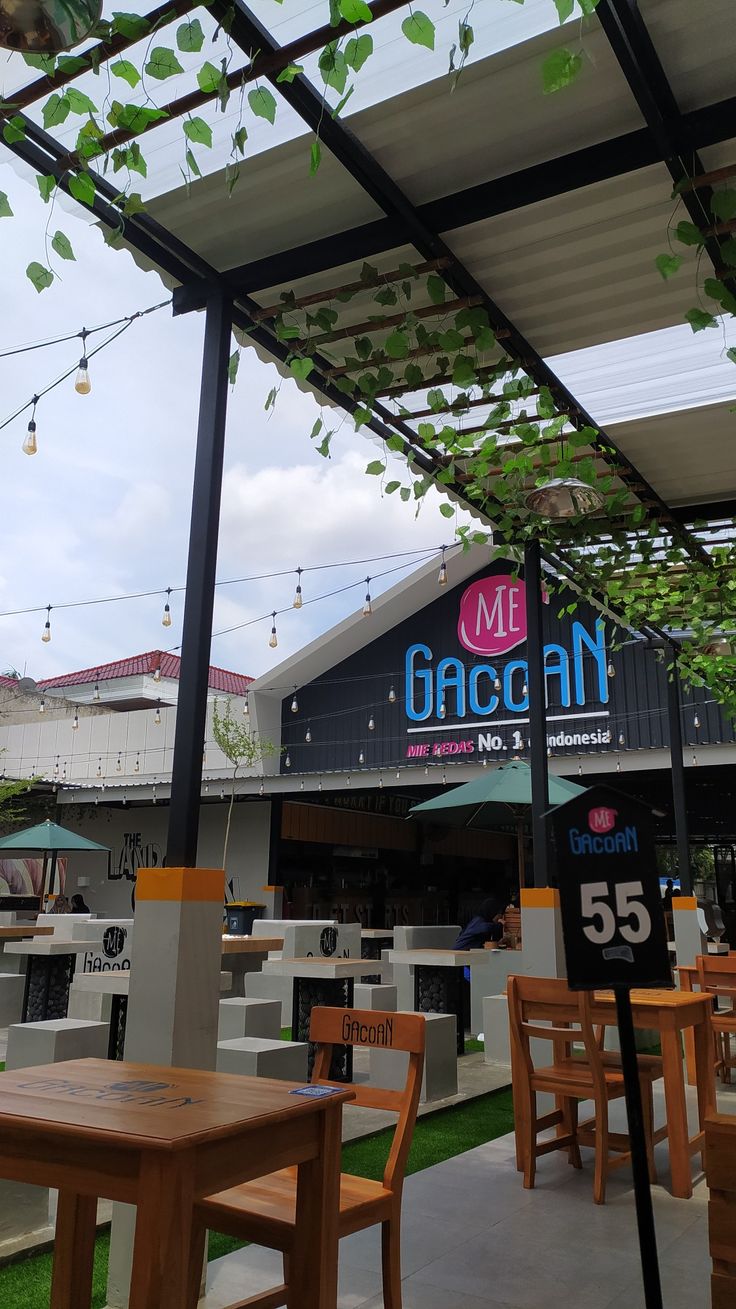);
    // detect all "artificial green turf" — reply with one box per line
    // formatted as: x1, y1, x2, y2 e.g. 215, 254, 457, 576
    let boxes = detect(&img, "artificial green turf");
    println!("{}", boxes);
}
0, 1087, 513, 1308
